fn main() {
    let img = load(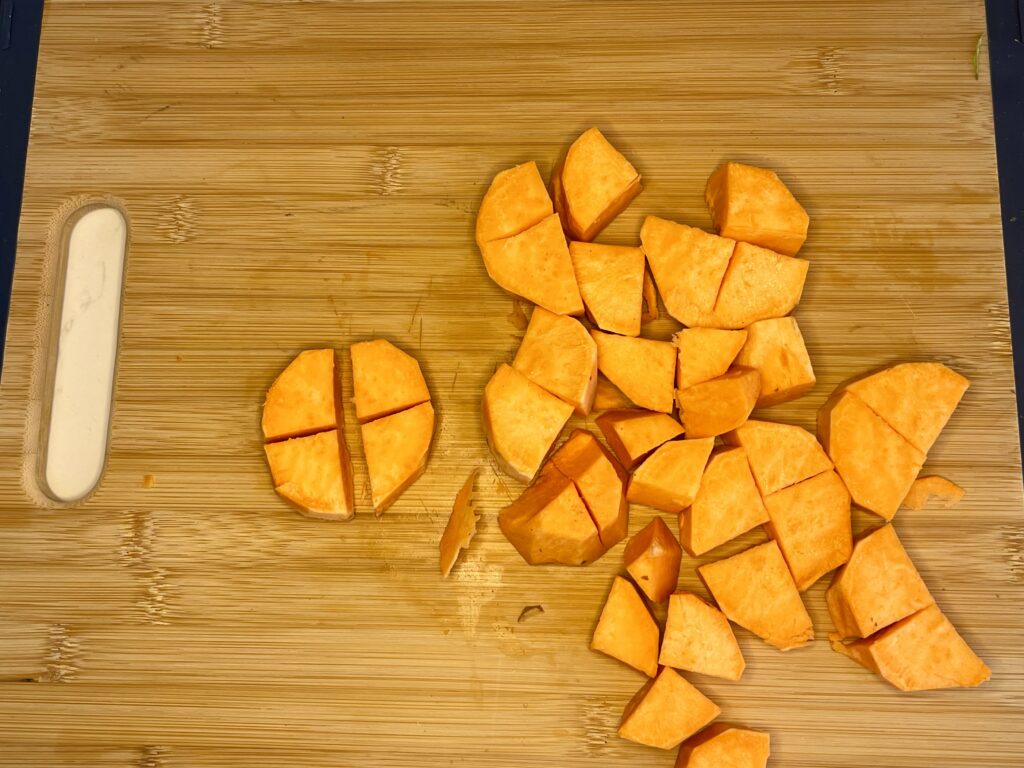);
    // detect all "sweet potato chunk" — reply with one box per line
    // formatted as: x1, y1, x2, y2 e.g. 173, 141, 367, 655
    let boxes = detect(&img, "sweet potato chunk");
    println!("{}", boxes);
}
550, 429, 628, 548
350, 339, 430, 424
628, 438, 715, 513
480, 213, 584, 316
618, 667, 721, 750
902, 475, 965, 510
593, 376, 634, 411
818, 391, 925, 520
734, 317, 815, 407
699, 540, 813, 650
705, 161, 809, 256
711, 242, 809, 330
360, 401, 434, 514
764, 469, 852, 591
829, 604, 990, 691
675, 724, 771, 768
660, 593, 745, 681
483, 364, 574, 482
569, 241, 645, 336
680, 447, 768, 556
591, 576, 660, 676
555, 127, 642, 242
439, 469, 480, 577
844, 363, 969, 454
262, 348, 338, 442
641, 216, 734, 328
674, 328, 747, 390
265, 430, 355, 521
723, 420, 832, 497
595, 409, 684, 470
676, 367, 760, 439
592, 330, 676, 413
826, 523, 933, 639
624, 517, 682, 603
512, 307, 598, 414
475, 161, 553, 246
